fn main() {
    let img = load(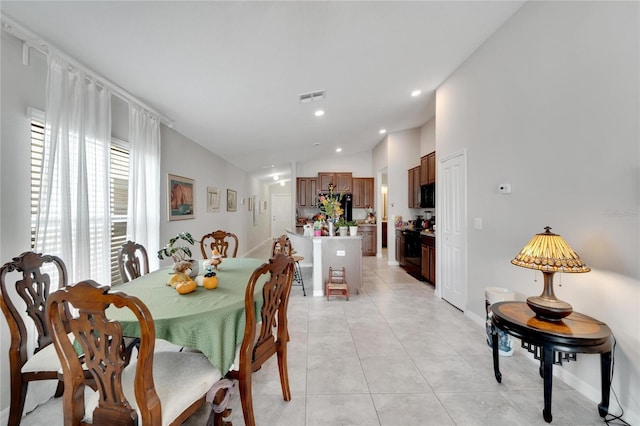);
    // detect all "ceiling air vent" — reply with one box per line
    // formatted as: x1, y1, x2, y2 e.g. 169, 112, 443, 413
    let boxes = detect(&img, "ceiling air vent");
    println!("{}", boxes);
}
299, 90, 326, 104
